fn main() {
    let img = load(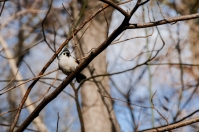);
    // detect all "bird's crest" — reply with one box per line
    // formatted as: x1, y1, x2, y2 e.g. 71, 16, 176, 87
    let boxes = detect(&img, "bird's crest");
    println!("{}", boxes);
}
58, 47, 70, 57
